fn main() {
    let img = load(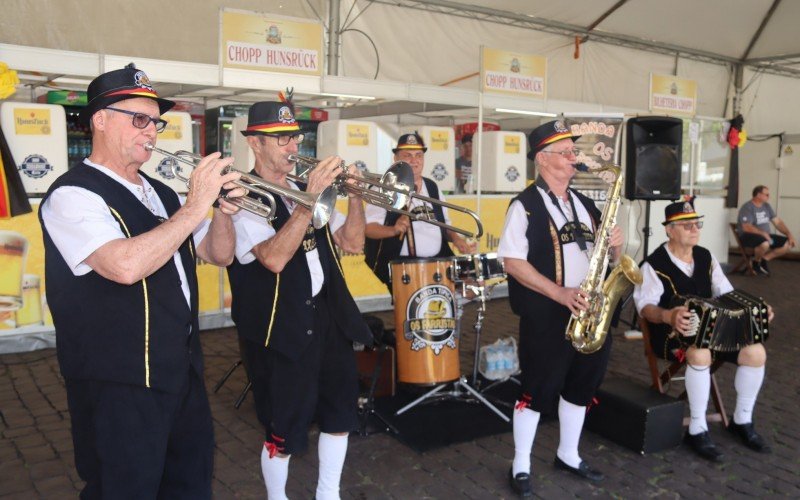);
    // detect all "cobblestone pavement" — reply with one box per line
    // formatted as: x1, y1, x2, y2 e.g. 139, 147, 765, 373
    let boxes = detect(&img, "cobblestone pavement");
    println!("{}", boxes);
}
2, 259, 799, 498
